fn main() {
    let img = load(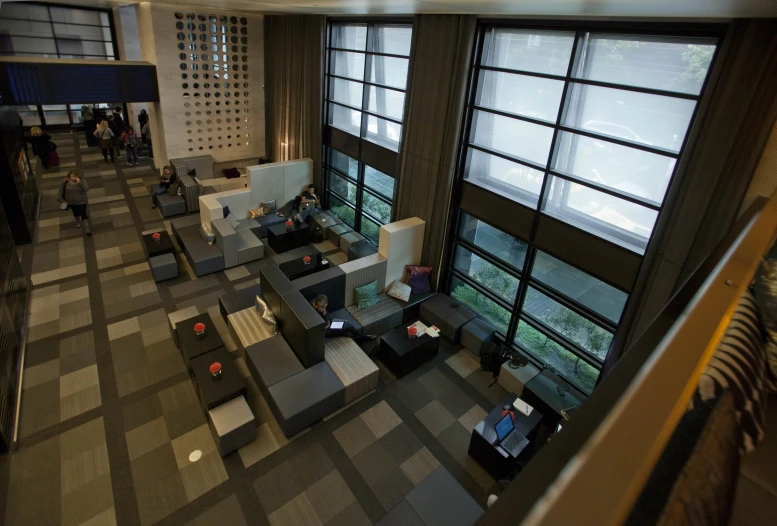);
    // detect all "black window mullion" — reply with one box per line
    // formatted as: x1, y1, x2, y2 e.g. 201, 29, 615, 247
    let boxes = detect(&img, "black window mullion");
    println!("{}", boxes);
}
450, 269, 516, 319
361, 186, 392, 207
507, 245, 536, 343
